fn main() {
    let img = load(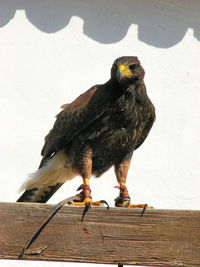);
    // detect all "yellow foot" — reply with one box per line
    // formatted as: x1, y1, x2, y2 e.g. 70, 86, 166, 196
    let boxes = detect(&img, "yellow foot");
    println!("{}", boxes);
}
123, 203, 153, 216
68, 197, 92, 206
68, 198, 109, 222
68, 198, 109, 207
115, 196, 153, 216
127, 203, 153, 209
